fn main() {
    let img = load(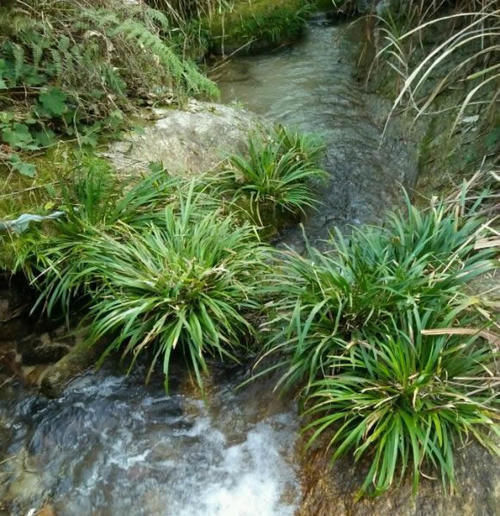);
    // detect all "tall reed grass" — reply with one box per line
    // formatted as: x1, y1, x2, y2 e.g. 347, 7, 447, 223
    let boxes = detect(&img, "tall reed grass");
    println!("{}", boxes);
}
372, 1, 500, 136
